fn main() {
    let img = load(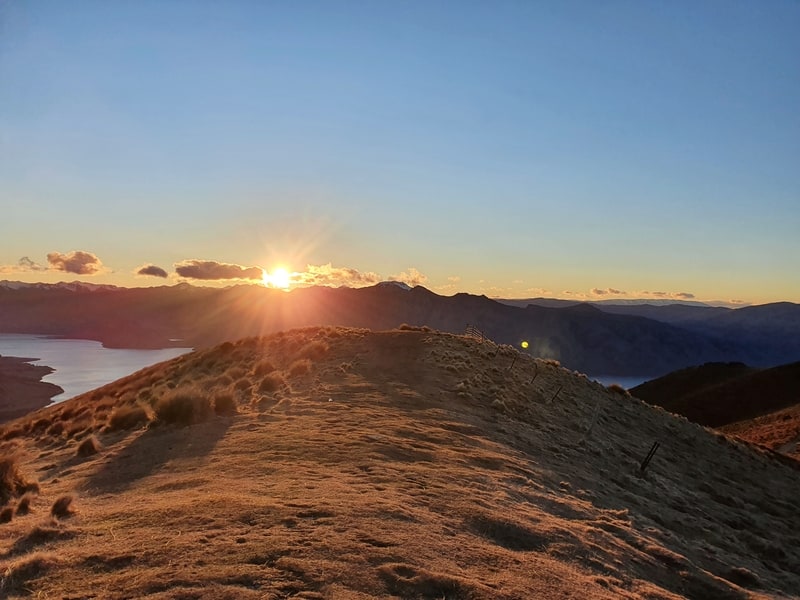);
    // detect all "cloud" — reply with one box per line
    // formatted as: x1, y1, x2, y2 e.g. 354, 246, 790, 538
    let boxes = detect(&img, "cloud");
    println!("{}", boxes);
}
524, 287, 551, 296
47, 251, 105, 275
0, 256, 47, 273
175, 259, 263, 281
638, 290, 696, 301
294, 263, 381, 287
447, 276, 461, 283
590, 287, 626, 297
390, 267, 428, 287
136, 264, 169, 278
